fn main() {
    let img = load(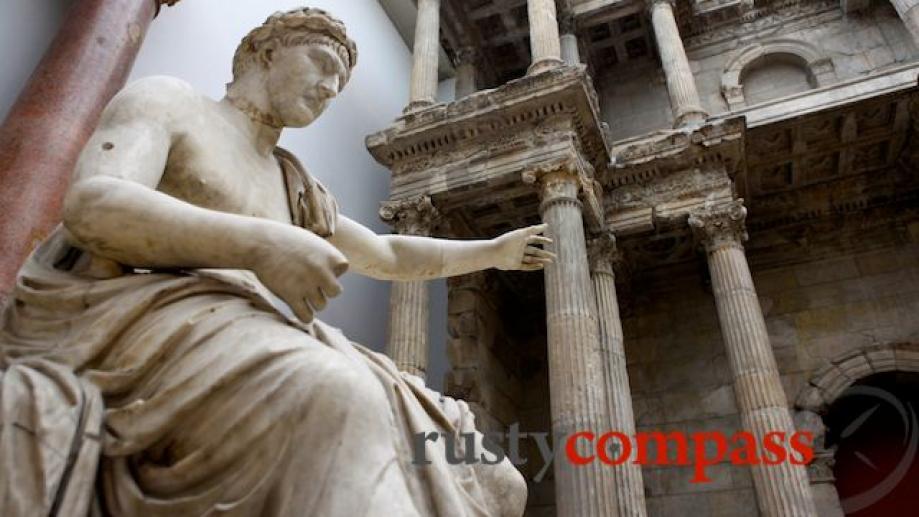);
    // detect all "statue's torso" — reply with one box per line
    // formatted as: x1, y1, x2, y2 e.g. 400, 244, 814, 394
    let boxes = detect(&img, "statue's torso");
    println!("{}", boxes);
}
156, 98, 293, 225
